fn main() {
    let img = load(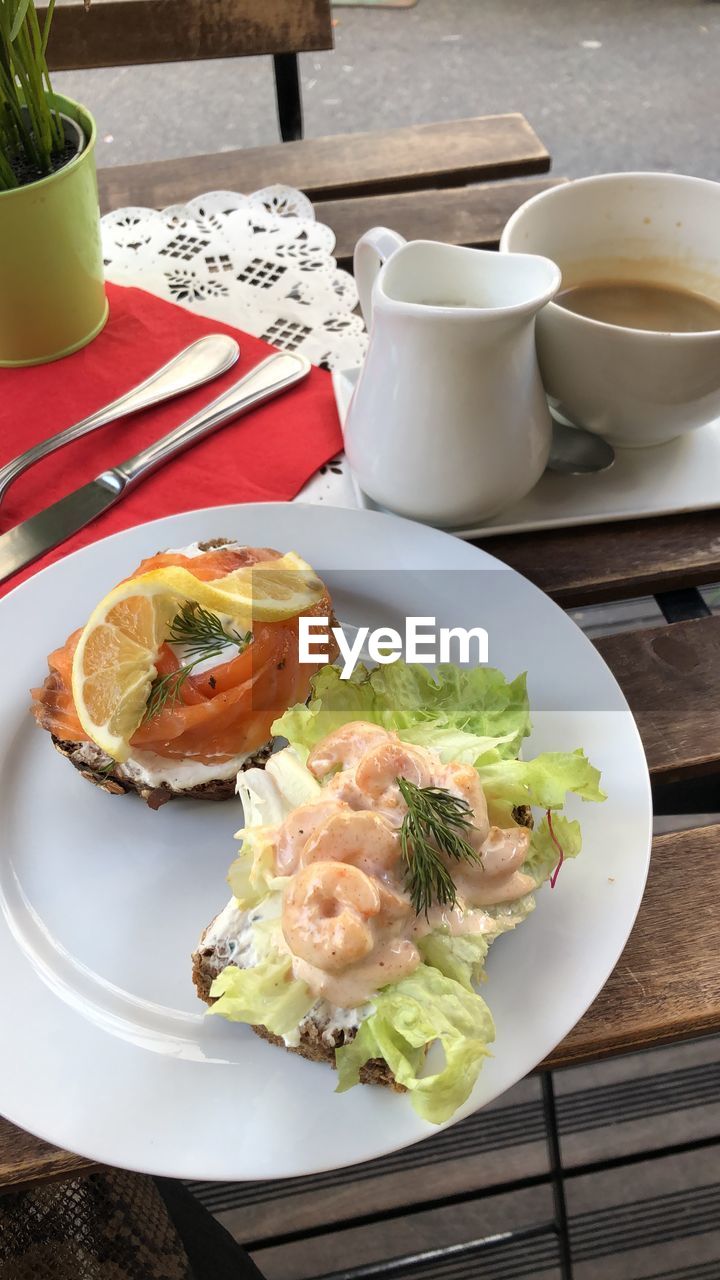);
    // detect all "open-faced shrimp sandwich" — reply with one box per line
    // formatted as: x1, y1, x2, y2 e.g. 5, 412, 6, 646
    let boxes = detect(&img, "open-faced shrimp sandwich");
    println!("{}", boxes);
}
192, 661, 605, 1122
31, 539, 336, 808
